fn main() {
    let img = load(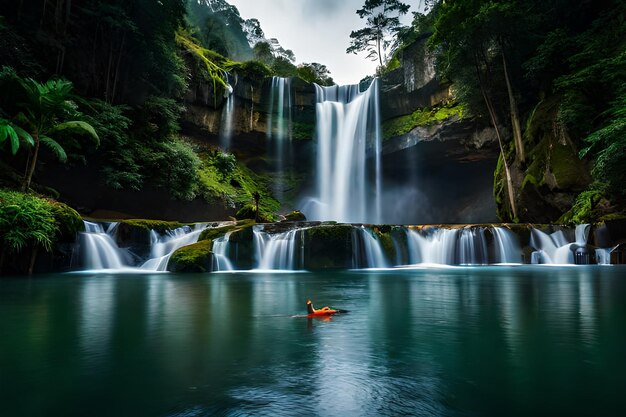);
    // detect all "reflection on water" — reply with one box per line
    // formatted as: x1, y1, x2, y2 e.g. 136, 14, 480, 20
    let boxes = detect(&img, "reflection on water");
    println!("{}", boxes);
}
1, 267, 626, 416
